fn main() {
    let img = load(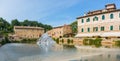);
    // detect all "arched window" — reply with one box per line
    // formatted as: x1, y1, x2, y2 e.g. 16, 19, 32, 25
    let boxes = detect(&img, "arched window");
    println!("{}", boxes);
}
81, 19, 84, 23
81, 28, 84, 32
110, 14, 114, 19
102, 15, 105, 20
86, 18, 90, 22
93, 16, 98, 21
